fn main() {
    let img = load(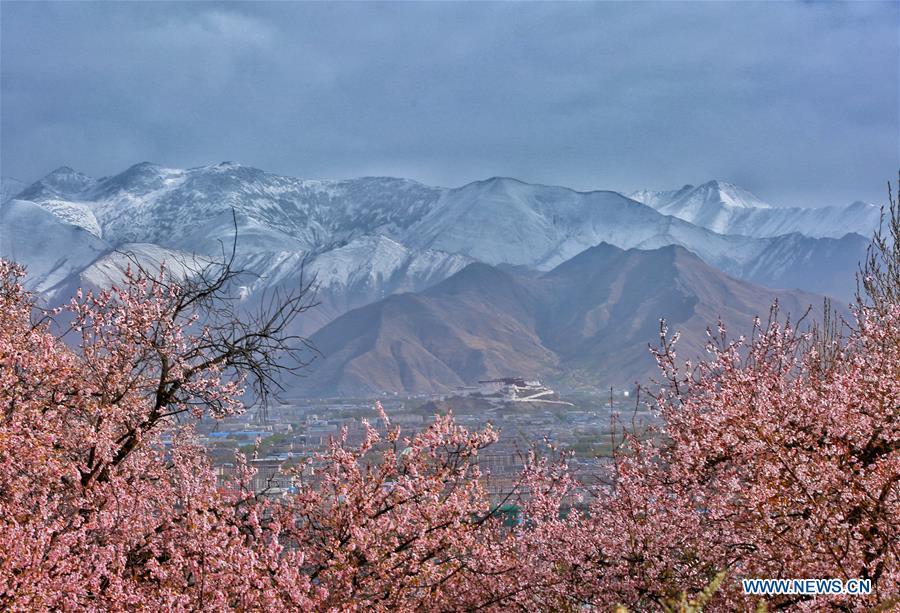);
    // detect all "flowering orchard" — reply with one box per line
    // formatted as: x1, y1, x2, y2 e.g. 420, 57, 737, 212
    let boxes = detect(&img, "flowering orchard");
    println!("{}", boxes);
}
0, 259, 582, 610
1, 197, 898, 610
